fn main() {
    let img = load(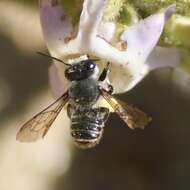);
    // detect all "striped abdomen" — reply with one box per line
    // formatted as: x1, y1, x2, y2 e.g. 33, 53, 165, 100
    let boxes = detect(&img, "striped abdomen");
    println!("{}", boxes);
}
69, 107, 109, 149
